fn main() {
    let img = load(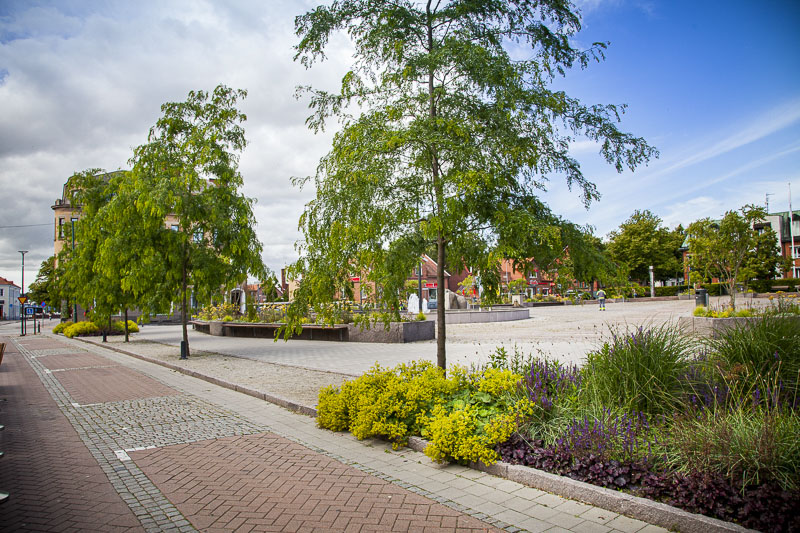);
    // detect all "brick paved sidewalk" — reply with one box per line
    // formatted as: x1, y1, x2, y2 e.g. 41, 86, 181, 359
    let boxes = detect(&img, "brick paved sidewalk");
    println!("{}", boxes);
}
0, 337, 142, 532
3, 335, 545, 532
